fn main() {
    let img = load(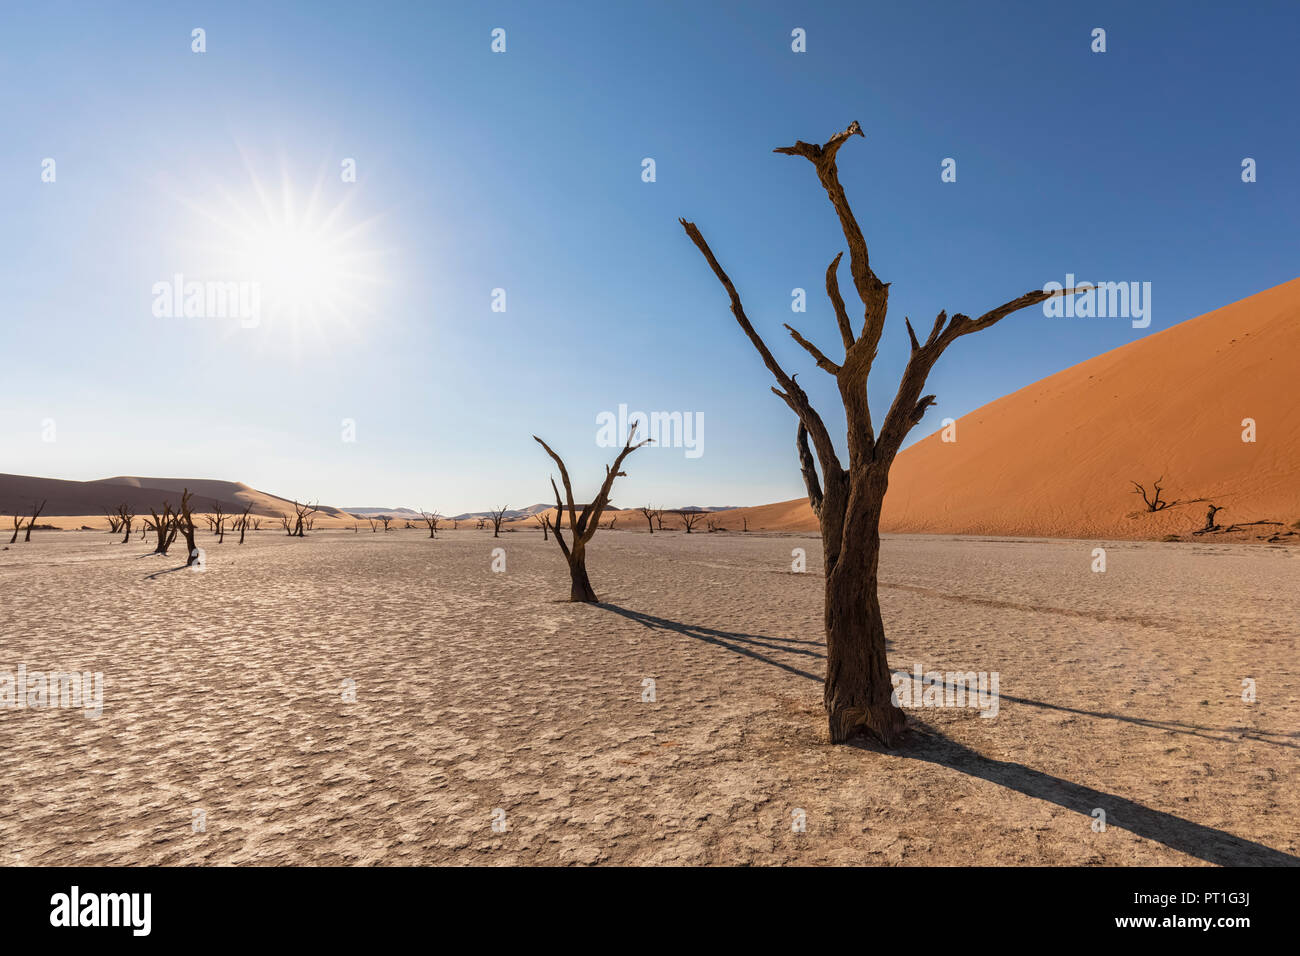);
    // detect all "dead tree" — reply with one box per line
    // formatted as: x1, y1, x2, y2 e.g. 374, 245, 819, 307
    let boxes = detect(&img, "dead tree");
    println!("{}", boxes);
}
679, 510, 705, 534
654, 509, 666, 531
8, 514, 24, 544
1131, 477, 1171, 512
639, 505, 656, 533
380, 515, 392, 533
487, 505, 509, 538
251, 517, 262, 532
280, 514, 294, 536
476, 517, 486, 531
176, 489, 200, 565
420, 510, 442, 538
680, 120, 1082, 746
116, 503, 134, 543
1201, 504, 1224, 532
606, 516, 618, 530
292, 500, 317, 537
23, 499, 45, 542
368, 517, 378, 533
706, 516, 720, 532
104, 508, 123, 534
742, 516, 749, 532
149, 501, 179, 555
211, 500, 226, 543
532, 511, 549, 540
452, 519, 460, 531
534, 425, 649, 601
237, 503, 253, 544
